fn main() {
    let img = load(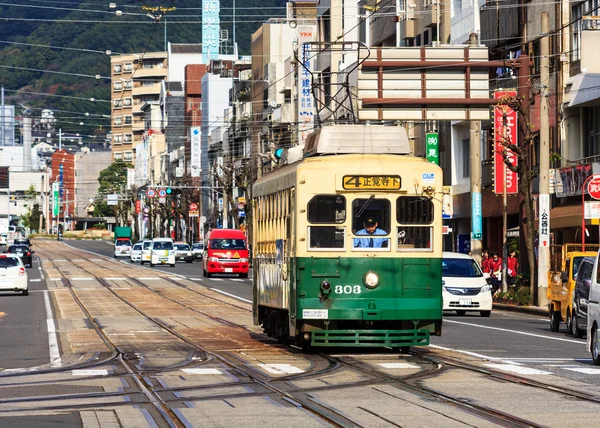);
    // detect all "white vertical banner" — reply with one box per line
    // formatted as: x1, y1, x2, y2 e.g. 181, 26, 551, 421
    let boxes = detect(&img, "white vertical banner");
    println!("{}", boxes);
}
539, 193, 550, 247
127, 168, 135, 189
297, 25, 316, 145
190, 127, 201, 177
